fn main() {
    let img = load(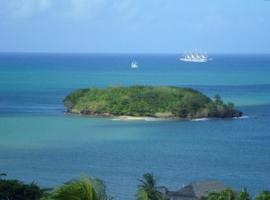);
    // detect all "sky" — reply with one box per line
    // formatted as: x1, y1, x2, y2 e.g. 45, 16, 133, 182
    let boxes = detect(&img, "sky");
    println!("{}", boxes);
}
0, 0, 269, 54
